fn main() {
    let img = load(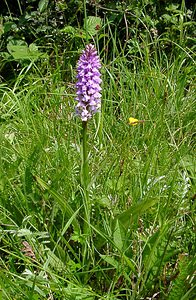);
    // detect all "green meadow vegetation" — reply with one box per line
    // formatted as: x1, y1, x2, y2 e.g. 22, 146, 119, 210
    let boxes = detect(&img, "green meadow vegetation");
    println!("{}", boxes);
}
0, 0, 195, 299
